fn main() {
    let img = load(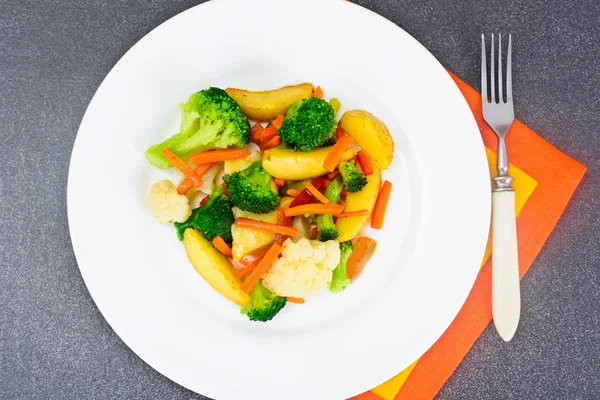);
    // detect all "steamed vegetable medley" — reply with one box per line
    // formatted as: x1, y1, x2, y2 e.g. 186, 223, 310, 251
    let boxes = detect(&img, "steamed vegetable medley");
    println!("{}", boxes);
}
146, 84, 394, 322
